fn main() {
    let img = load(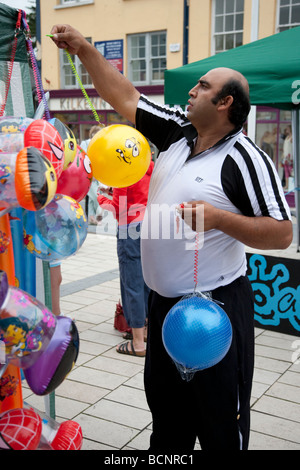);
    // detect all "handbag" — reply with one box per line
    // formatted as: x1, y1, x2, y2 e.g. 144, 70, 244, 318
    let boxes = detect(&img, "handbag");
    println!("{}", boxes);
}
114, 300, 132, 334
